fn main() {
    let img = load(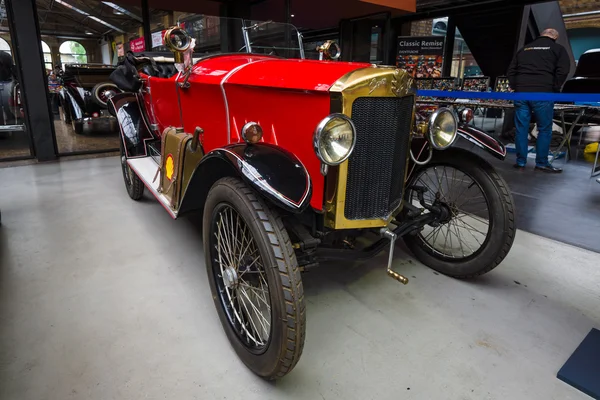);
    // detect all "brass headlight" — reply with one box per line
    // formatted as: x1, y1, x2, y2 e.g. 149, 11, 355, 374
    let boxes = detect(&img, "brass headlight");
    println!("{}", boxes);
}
314, 114, 356, 165
163, 27, 191, 63
428, 107, 458, 150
